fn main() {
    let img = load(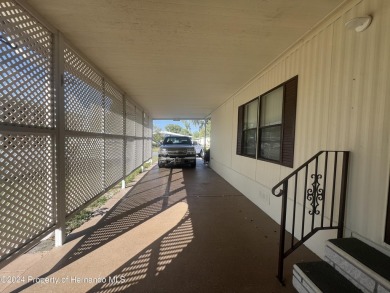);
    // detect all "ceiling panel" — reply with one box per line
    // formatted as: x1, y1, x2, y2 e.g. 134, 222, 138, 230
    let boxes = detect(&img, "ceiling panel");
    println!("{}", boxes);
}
25, 0, 344, 118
